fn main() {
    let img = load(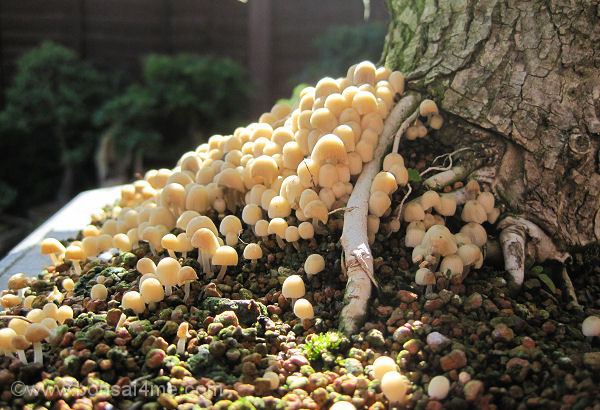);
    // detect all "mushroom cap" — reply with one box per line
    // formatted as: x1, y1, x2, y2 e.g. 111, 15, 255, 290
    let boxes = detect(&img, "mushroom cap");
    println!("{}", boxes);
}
421, 191, 441, 211
418, 97, 438, 116
389, 163, 408, 186
7, 273, 30, 291
267, 218, 288, 237
24, 323, 51, 343
41, 238, 66, 255
381, 371, 408, 402
477, 191, 495, 213
459, 222, 488, 247
311, 134, 348, 165
113, 233, 131, 251
303, 200, 329, 224
260, 189, 278, 211
298, 222, 315, 240
373, 355, 397, 381
156, 257, 182, 287
27, 309, 45, 323
299, 189, 320, 210
1, 294, 22, 308
242, 204, 263, 225
330, 402, 357, 410
282, 275, 305, 299
90, 284, 108, 300
353, 61, 377, 85
403, 201, 425, 222
215, 167, 245, 192
250, 155, 279, 186
220, 215, 243, 236
121, 291, 146, 314
186, 215, 219, 238
284, 226, 300, 243
268, 196, 292, 219
415, 268, 436, 286
177, 322, 190, 339
434, 194, 457, 216
136, 257, 157, 275
371, 172, 398, 195
457, 244, 483, 267
42, 302, 59, 320
185, 185, 209, 213
65, 245, 85, 261
140, 278, 165, 303
254, 219, 269, 237
428, 375, 450, 400
160, 182, 186, 210
582, 315, 600, 337
404, 226, 426, 248
149, 206, 176, 231
439, 254, 464, 277
462, 200, 488, 224
57, 305, 74, 324
191, 228, 220, 255
176, 210, 201, 231
12, 334, 30, 351
212, 246, 238, 266
293, 298, 314, 320
178, 266, 198, 285
243, 243, 263, 260
297, 158, 320, 188
41, 317, 58, 330
0, 328, 17, 351
304, 254, 325, 276
9, 318, 29, 335
368, 191, 391, 218
161, 233, 178, 252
